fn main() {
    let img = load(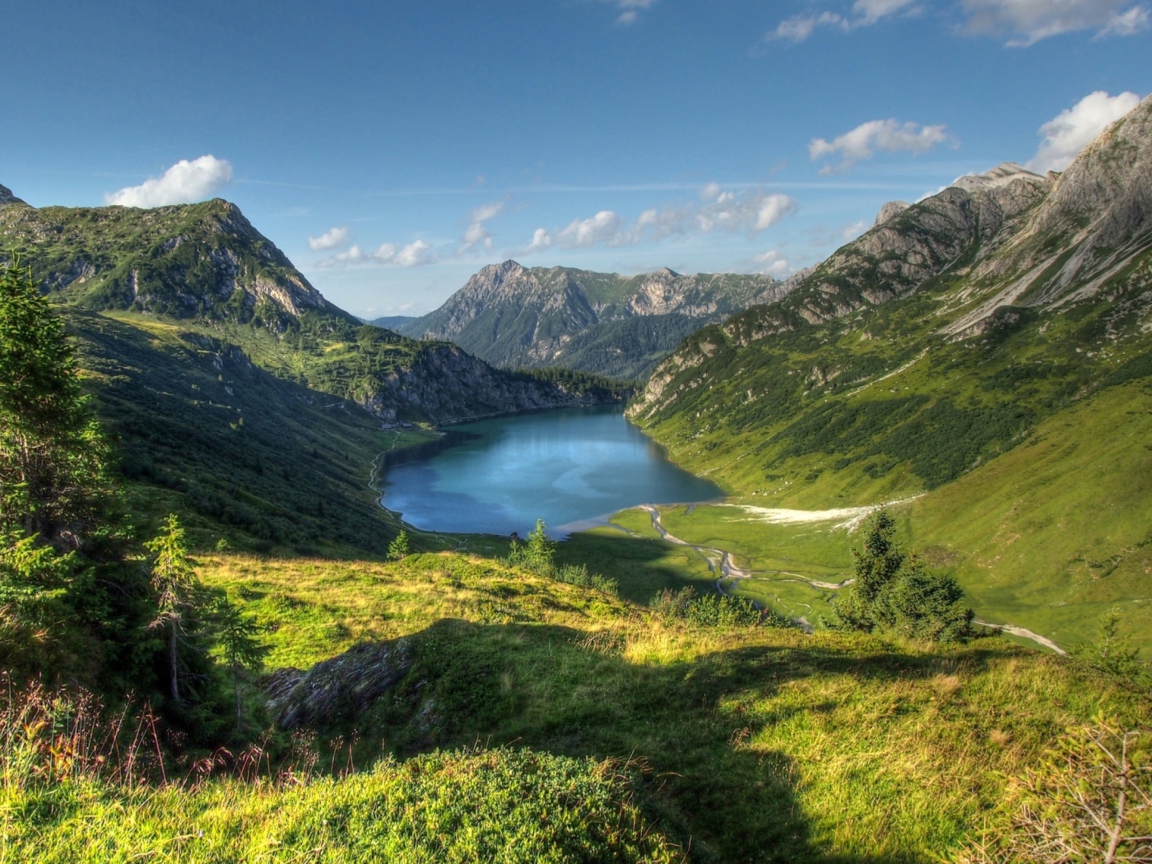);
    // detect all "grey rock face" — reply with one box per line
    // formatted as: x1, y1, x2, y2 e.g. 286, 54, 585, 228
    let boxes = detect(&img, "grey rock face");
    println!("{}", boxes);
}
0, 197, 338, 323
355, 341, 626, 425
632, 96, 1152, 417
874, 201, 910, 227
